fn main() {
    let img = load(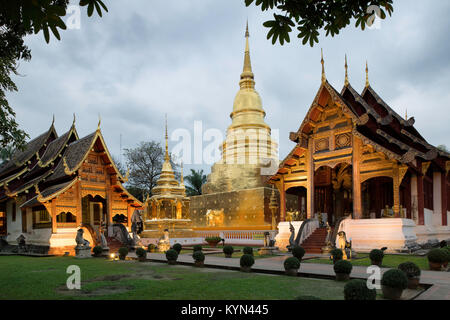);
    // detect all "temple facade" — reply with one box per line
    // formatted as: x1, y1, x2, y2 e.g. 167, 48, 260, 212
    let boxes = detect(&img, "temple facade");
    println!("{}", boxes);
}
0, 118, 142, 254
268, 54, 450, 250
190, 25, 298, 230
